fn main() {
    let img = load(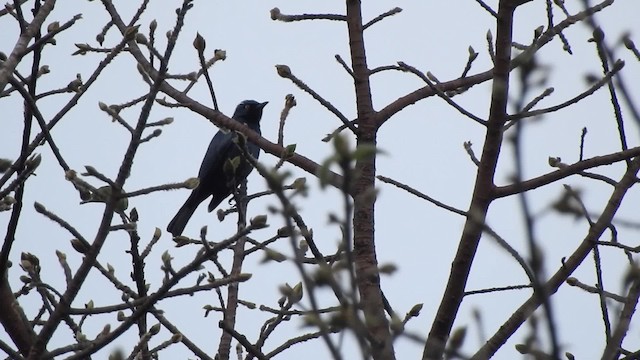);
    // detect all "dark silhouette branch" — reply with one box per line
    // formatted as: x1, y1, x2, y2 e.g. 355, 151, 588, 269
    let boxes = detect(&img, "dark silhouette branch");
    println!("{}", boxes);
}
275, 64, 357, 133
377, 0, 615, 128
494, 146, 640, 198
345, 0, 394, 359
423, 1, 518, 358
471, 157, 640, 360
